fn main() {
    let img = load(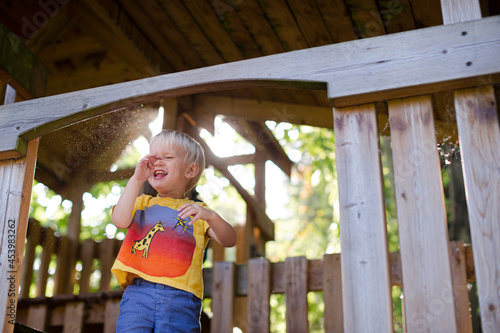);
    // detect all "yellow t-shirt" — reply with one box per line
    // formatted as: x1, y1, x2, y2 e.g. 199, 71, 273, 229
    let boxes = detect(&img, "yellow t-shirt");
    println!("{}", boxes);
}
111, 195, 210, 299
